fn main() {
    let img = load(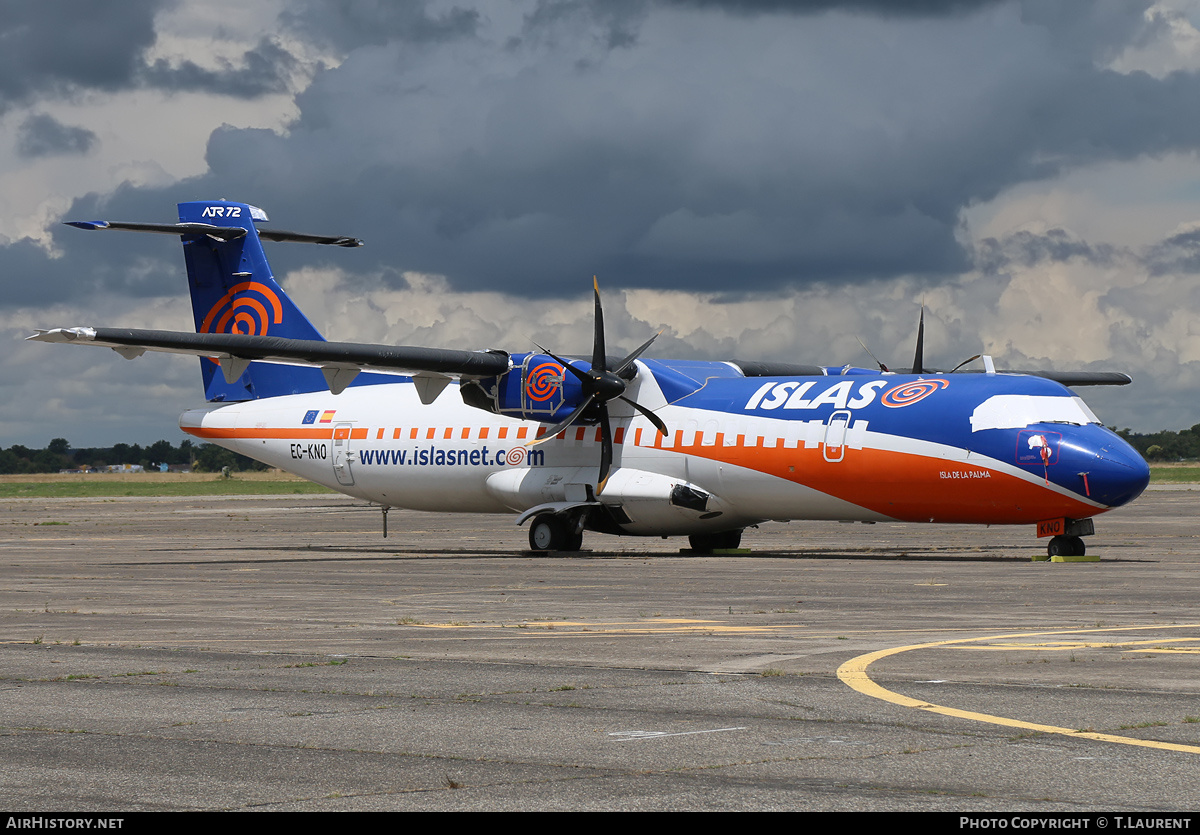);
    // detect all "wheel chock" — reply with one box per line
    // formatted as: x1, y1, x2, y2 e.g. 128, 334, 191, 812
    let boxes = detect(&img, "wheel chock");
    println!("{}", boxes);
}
1050, 553, 1099, 563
